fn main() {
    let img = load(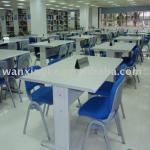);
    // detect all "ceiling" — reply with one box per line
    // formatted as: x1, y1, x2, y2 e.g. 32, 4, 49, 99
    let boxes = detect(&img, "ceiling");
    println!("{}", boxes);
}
0, 0, 150, 10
